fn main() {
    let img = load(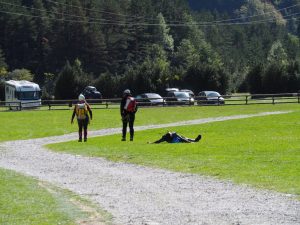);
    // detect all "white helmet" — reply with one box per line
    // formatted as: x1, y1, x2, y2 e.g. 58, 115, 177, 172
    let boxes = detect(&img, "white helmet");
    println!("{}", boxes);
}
78, 94, 85, 101
123, 89, 131, 95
